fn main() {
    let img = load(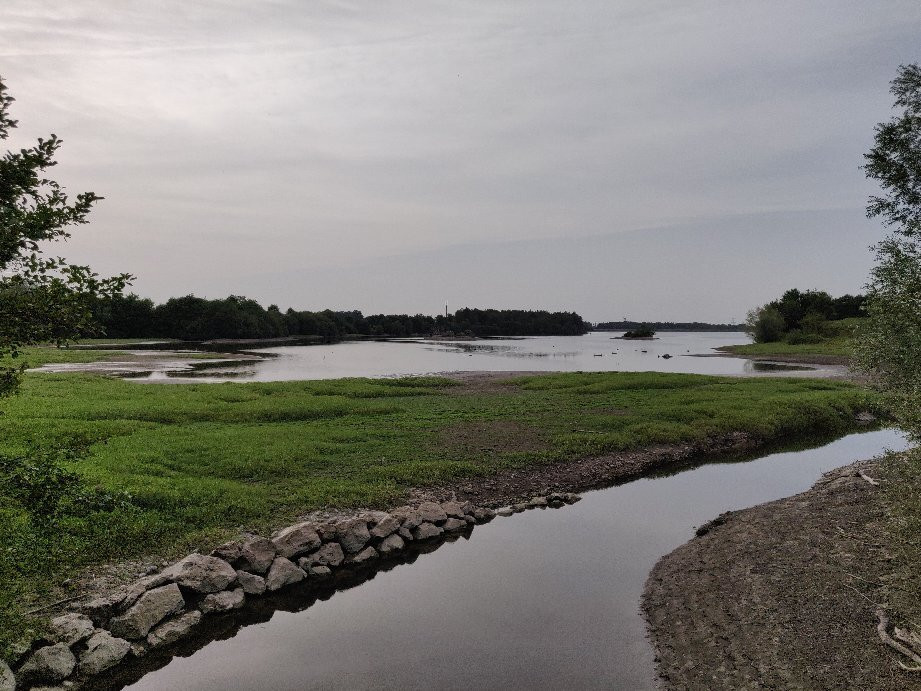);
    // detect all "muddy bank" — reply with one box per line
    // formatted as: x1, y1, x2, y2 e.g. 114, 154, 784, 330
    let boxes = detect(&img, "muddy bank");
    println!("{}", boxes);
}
643, 457, 917, 690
